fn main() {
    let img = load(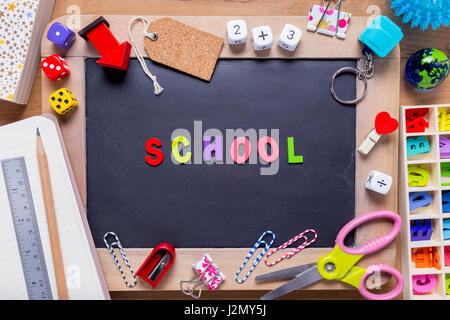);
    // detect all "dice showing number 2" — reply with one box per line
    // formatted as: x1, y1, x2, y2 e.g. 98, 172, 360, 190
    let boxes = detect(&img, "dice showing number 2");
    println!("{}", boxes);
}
278, 24, 302, 52
251, 26, 273, 51
227, 20, 248, 45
